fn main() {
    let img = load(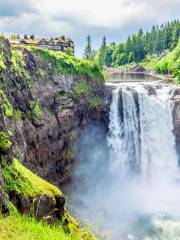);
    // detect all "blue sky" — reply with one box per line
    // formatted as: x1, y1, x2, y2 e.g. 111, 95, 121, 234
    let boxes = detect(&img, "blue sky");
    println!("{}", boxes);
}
0, 0, 180, 56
